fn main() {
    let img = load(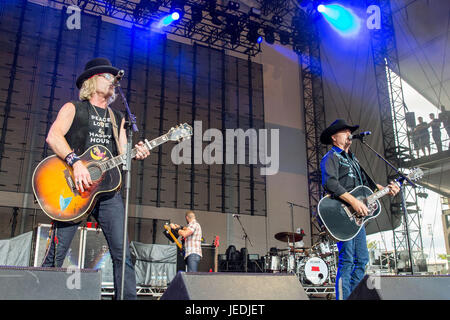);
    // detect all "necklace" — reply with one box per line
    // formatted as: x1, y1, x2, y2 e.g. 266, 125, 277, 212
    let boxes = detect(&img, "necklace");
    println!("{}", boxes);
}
90, 102, 108, 135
